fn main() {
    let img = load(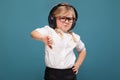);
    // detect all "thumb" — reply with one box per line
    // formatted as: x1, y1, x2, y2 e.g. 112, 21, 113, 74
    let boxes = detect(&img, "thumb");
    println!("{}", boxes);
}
47, 35, 52, 49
